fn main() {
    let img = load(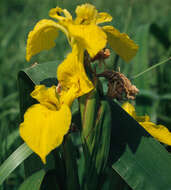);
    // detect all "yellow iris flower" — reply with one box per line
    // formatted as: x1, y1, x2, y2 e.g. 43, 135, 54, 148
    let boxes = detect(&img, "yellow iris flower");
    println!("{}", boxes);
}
26, 3, 138, 62
20, 85, 71, 163
122, 102, 171, 146
21, 4, 139, 163
20, 42, 95, 163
